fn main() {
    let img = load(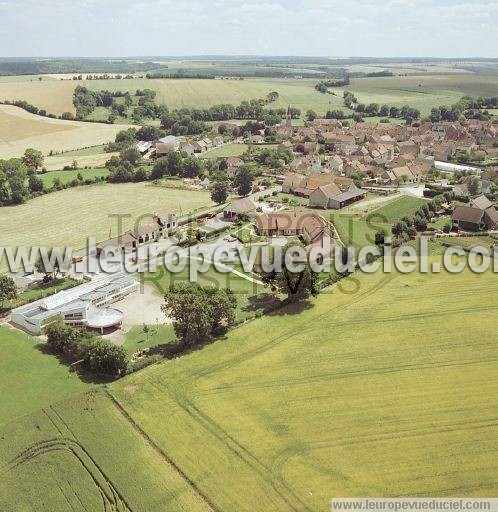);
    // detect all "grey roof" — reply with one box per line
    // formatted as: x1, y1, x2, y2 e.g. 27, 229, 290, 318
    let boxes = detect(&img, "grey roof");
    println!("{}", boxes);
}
158, 135, 178, 144
471, 195, 493, 211
12, 274, 136, 322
